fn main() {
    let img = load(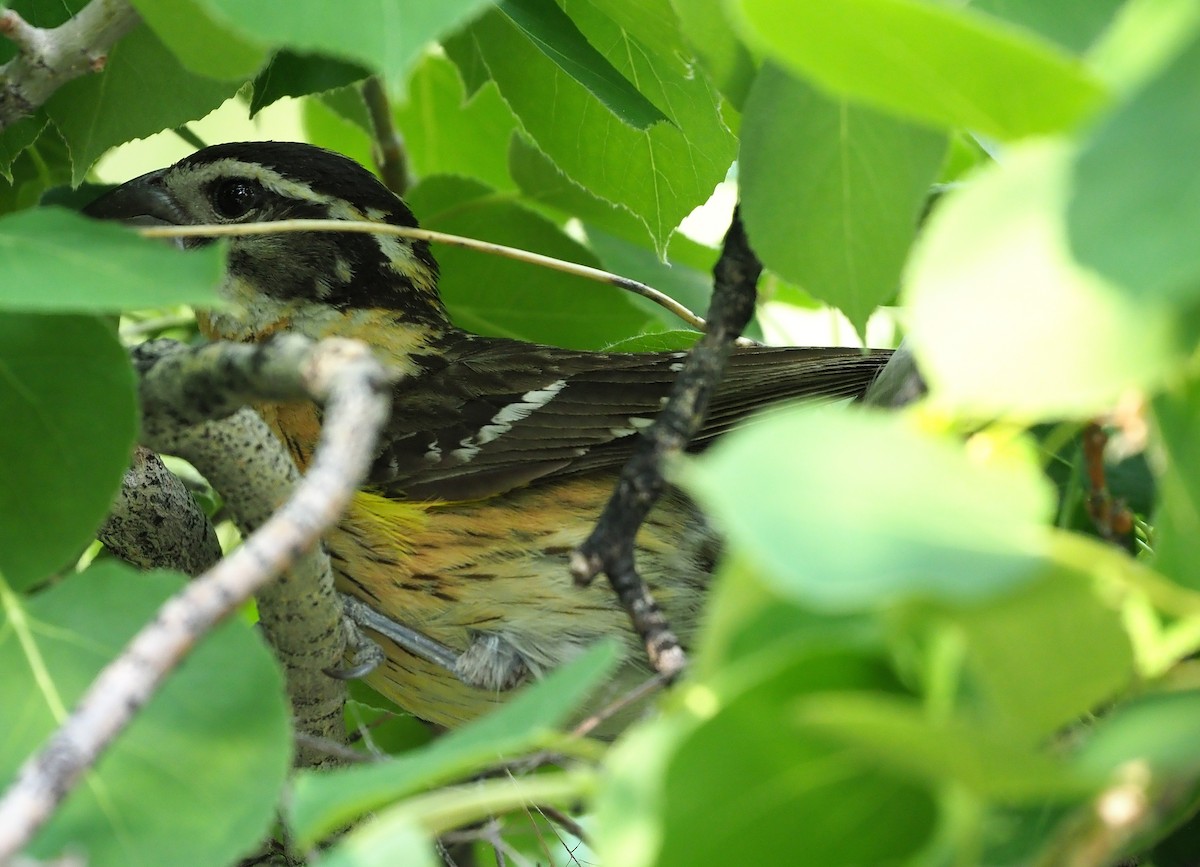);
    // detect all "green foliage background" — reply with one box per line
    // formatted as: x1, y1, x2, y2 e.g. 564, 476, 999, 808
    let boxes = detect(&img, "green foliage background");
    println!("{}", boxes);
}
3, 0, 1200, 864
